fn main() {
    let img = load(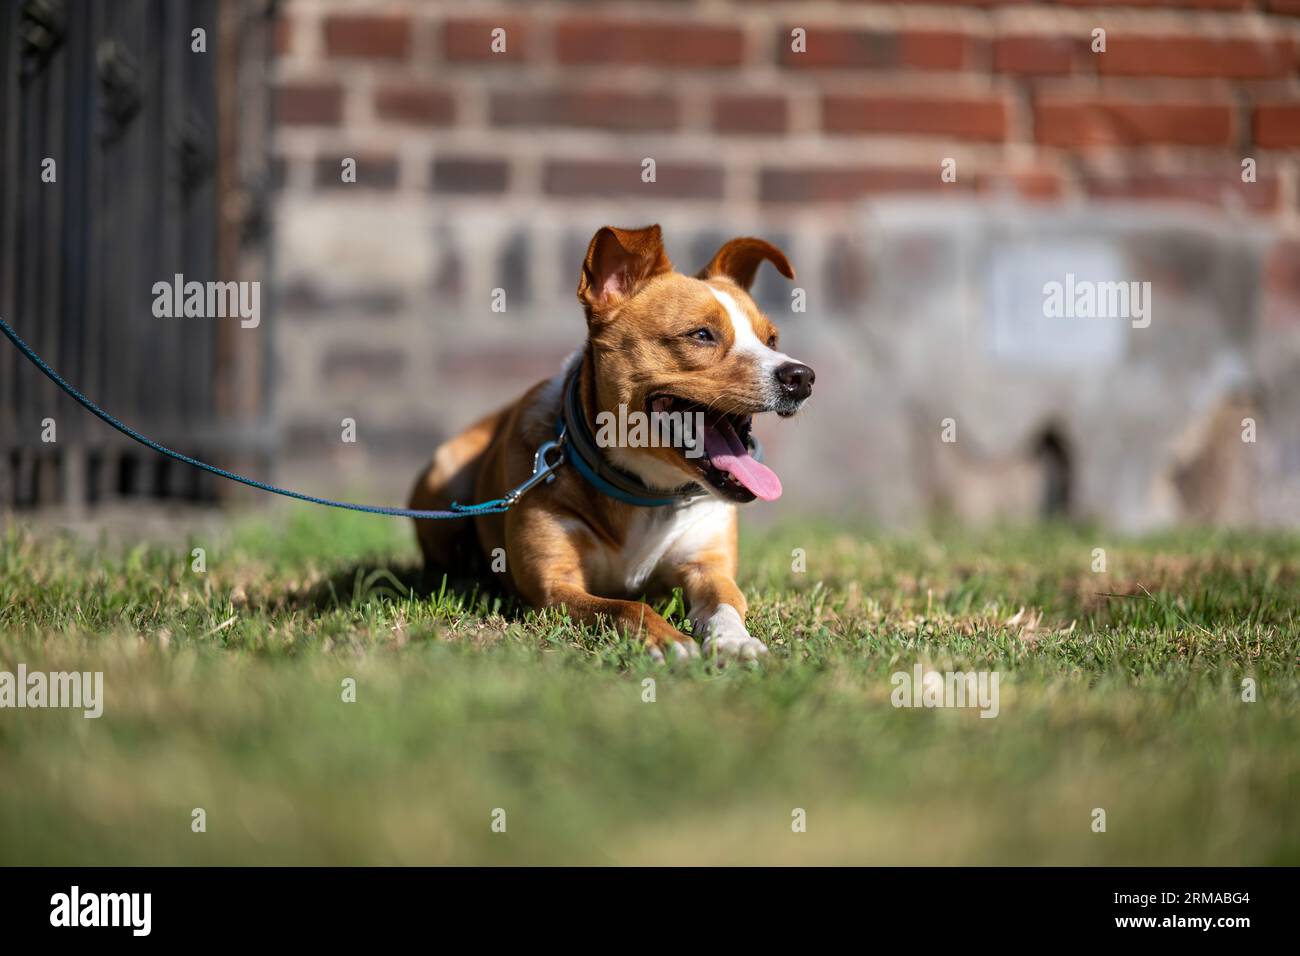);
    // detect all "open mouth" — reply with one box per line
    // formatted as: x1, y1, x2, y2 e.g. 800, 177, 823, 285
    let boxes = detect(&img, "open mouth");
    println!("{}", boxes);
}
647, 394, 783, 503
